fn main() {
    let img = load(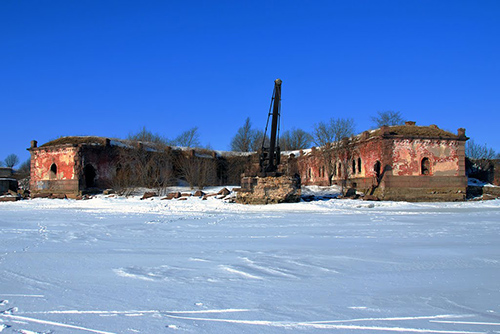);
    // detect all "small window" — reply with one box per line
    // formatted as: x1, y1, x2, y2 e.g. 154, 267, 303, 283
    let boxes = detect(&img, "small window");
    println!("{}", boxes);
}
352, 159, 356, 174
338, 163, 342, 178
358, 157, 362, 173
421, 157, 430, 175
49, 163, 57, 179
